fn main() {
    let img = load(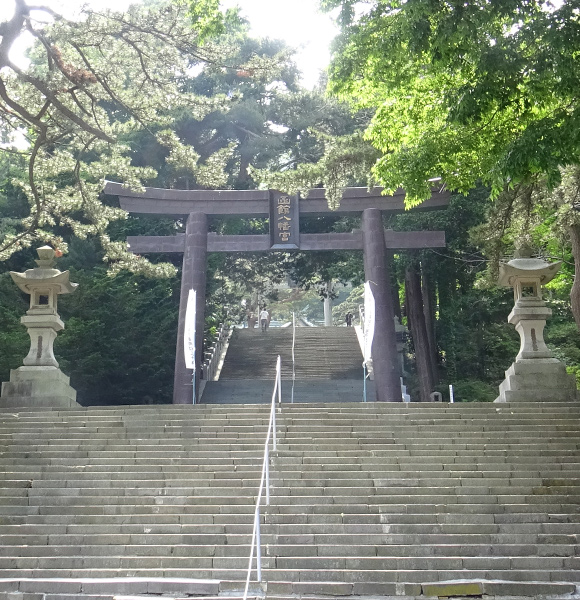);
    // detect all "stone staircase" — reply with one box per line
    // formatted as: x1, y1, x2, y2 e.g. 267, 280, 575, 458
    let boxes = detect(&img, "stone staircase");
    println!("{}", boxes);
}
202, 327, 370, 404
0, 401, 579, 599
217, 328, 362, 380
